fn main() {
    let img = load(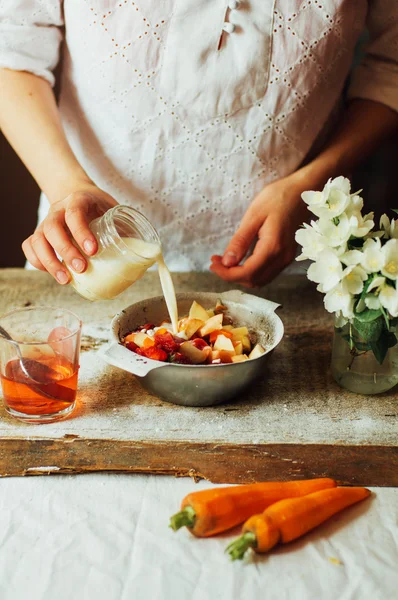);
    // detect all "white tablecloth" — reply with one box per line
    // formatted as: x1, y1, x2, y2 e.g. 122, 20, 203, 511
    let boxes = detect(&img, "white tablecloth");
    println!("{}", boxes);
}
0, 475, 397, 600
